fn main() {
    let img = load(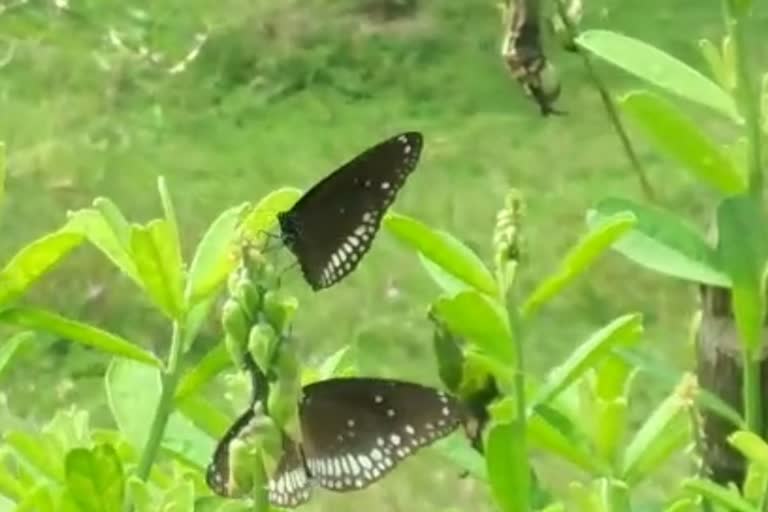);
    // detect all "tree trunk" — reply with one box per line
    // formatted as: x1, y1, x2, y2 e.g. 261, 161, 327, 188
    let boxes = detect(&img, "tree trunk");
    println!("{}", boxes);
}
696, 284, 768, 486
